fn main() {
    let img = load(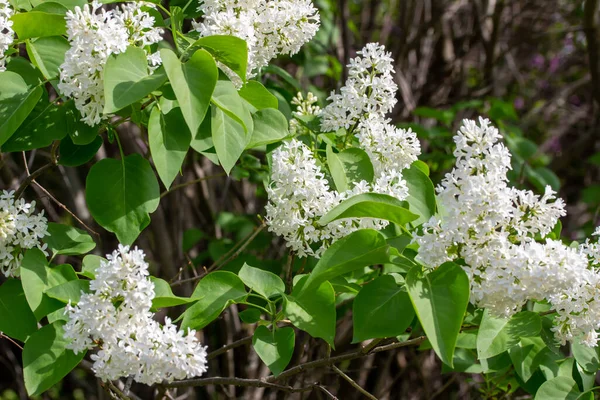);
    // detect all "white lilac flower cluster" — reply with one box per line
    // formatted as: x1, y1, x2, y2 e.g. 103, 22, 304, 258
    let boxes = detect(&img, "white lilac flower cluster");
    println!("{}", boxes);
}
266, 43, 420, 257
414, 118, 600, 347
194, 0, 320, 81
64, 245, 208, 384
0, 191, 48, 278
321, 43, 420, 175
265, 139, 408, 257
58, 1, 163, 126
0, 0, 14, 71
